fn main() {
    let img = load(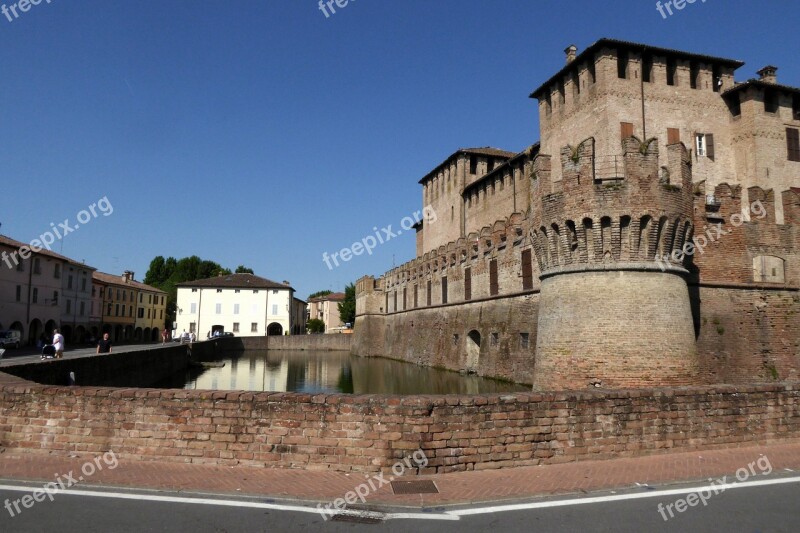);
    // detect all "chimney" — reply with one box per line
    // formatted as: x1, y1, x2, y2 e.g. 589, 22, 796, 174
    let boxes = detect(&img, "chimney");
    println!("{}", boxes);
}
565, 45, 578, 64
122, 270, 134, 283
757, 65, 778, 84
